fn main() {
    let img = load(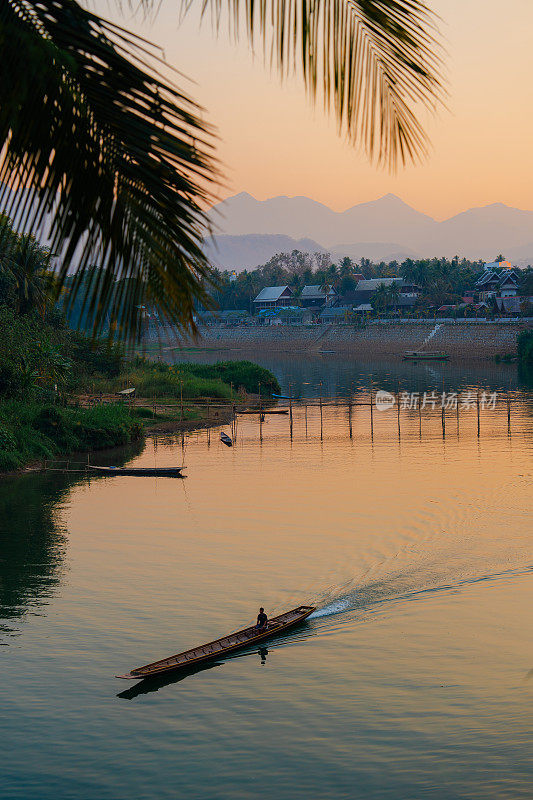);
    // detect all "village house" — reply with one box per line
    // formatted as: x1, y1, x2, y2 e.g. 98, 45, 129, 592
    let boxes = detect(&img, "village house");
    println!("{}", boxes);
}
253, 285, 294, 311
299, 285, 337, 310
474, 267, 521, 300
345, 277, 420, 309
